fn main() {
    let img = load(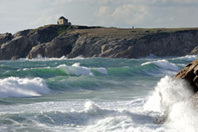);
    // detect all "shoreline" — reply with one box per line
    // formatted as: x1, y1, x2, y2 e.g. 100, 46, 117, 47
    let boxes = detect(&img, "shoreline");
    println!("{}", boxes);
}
0, 25, 198, 60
